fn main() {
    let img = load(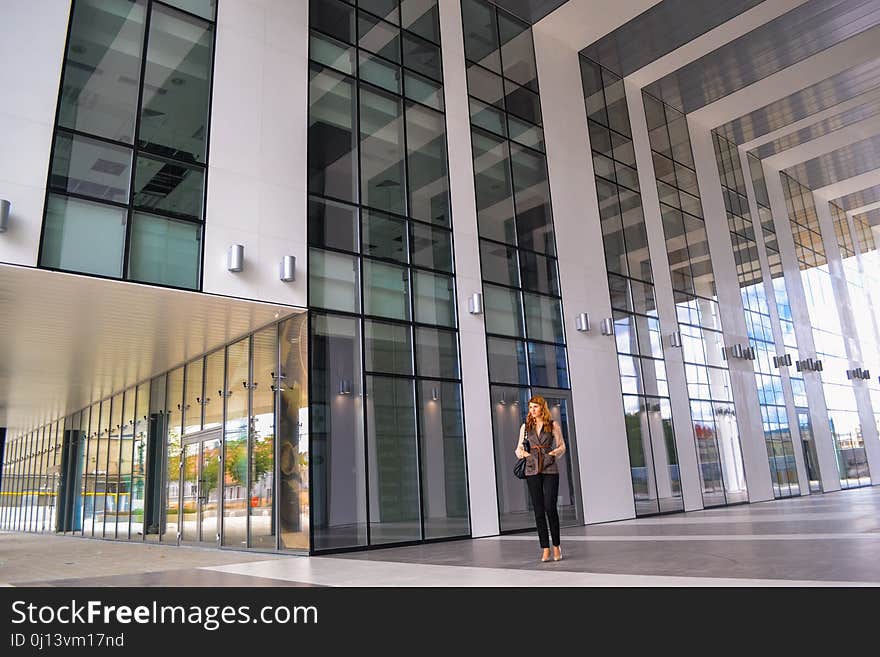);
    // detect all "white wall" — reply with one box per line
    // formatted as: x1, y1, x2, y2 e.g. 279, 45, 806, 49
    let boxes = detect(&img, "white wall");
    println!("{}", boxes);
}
0, 0, 70, 266
202, 0, 308, 307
